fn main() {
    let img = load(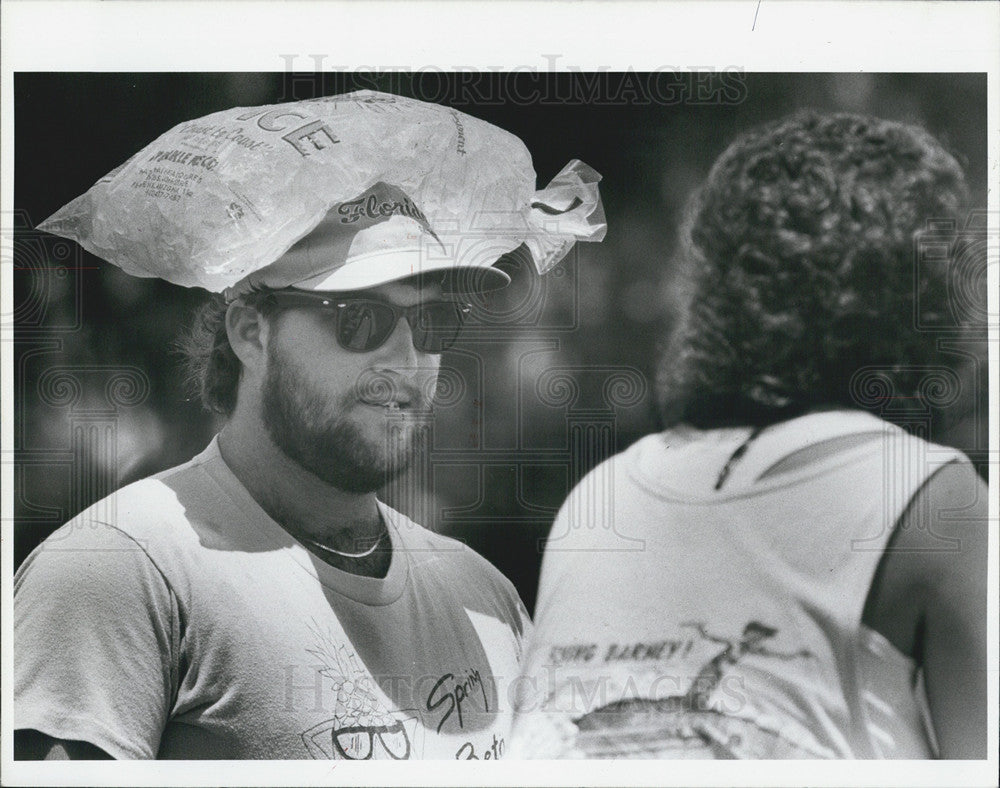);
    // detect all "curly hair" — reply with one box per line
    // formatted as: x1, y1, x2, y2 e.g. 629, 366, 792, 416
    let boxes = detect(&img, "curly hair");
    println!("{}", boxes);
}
175, 292, 279, 417
656, 111, 975, 428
